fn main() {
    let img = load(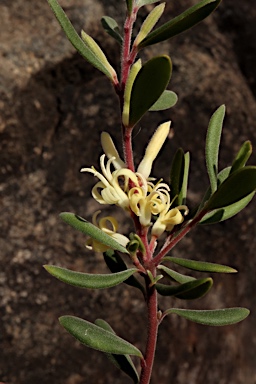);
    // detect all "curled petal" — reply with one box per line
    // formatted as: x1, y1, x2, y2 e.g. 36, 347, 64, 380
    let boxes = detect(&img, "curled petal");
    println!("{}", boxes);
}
85, 213, 129, 252
152, 207, 187, 238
